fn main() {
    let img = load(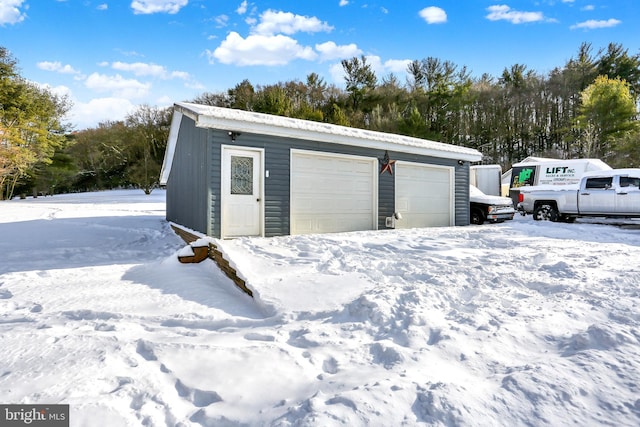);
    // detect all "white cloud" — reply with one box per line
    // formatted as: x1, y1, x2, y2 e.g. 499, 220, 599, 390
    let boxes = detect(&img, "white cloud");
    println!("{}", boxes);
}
36, 82, 72, 99
209, 32, 317, 66
107, 62, 191, 81
84, 72, 151, 98
156, 95, 173, 105
67, 97, 137, 129
170, 71, 190, 80
214, 14, 229, 27
364, 55, 384, 77
111, 61, 167, 77
0, 0, 27, 25
328, 62, 345, 83
581, 5, 595, 11
339, 0, 348, 6
486, 5, 544, 24
384, 59, 412, 74
252, 10, 333, 36
97, 3, 108, 11
183, 80, 205, 90
236, 0, 248, 15
130, 0, 187, 15
419, 6, 447, 24
206, 9, 335, 67
37, 61, 79, 75
328, 55, 411, 85
315, 41, 362, 62
570, 18, 621, 30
